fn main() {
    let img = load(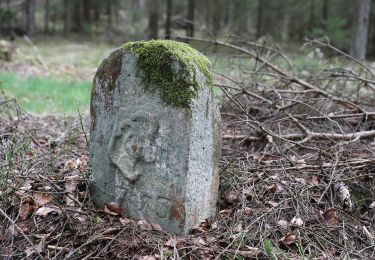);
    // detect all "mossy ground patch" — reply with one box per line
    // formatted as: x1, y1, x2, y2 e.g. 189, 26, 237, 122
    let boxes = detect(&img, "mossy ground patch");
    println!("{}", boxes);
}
123, 40, 213, 109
